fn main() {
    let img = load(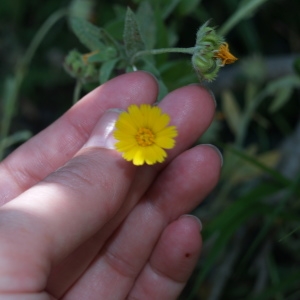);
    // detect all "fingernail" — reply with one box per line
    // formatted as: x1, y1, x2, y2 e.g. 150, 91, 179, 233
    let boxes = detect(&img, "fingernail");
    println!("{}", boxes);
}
180, 214, 203, 232
204, 144, 223, 166
84, 108, 123, 149
206, 87, 217, 107
141, 70, 159, 85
